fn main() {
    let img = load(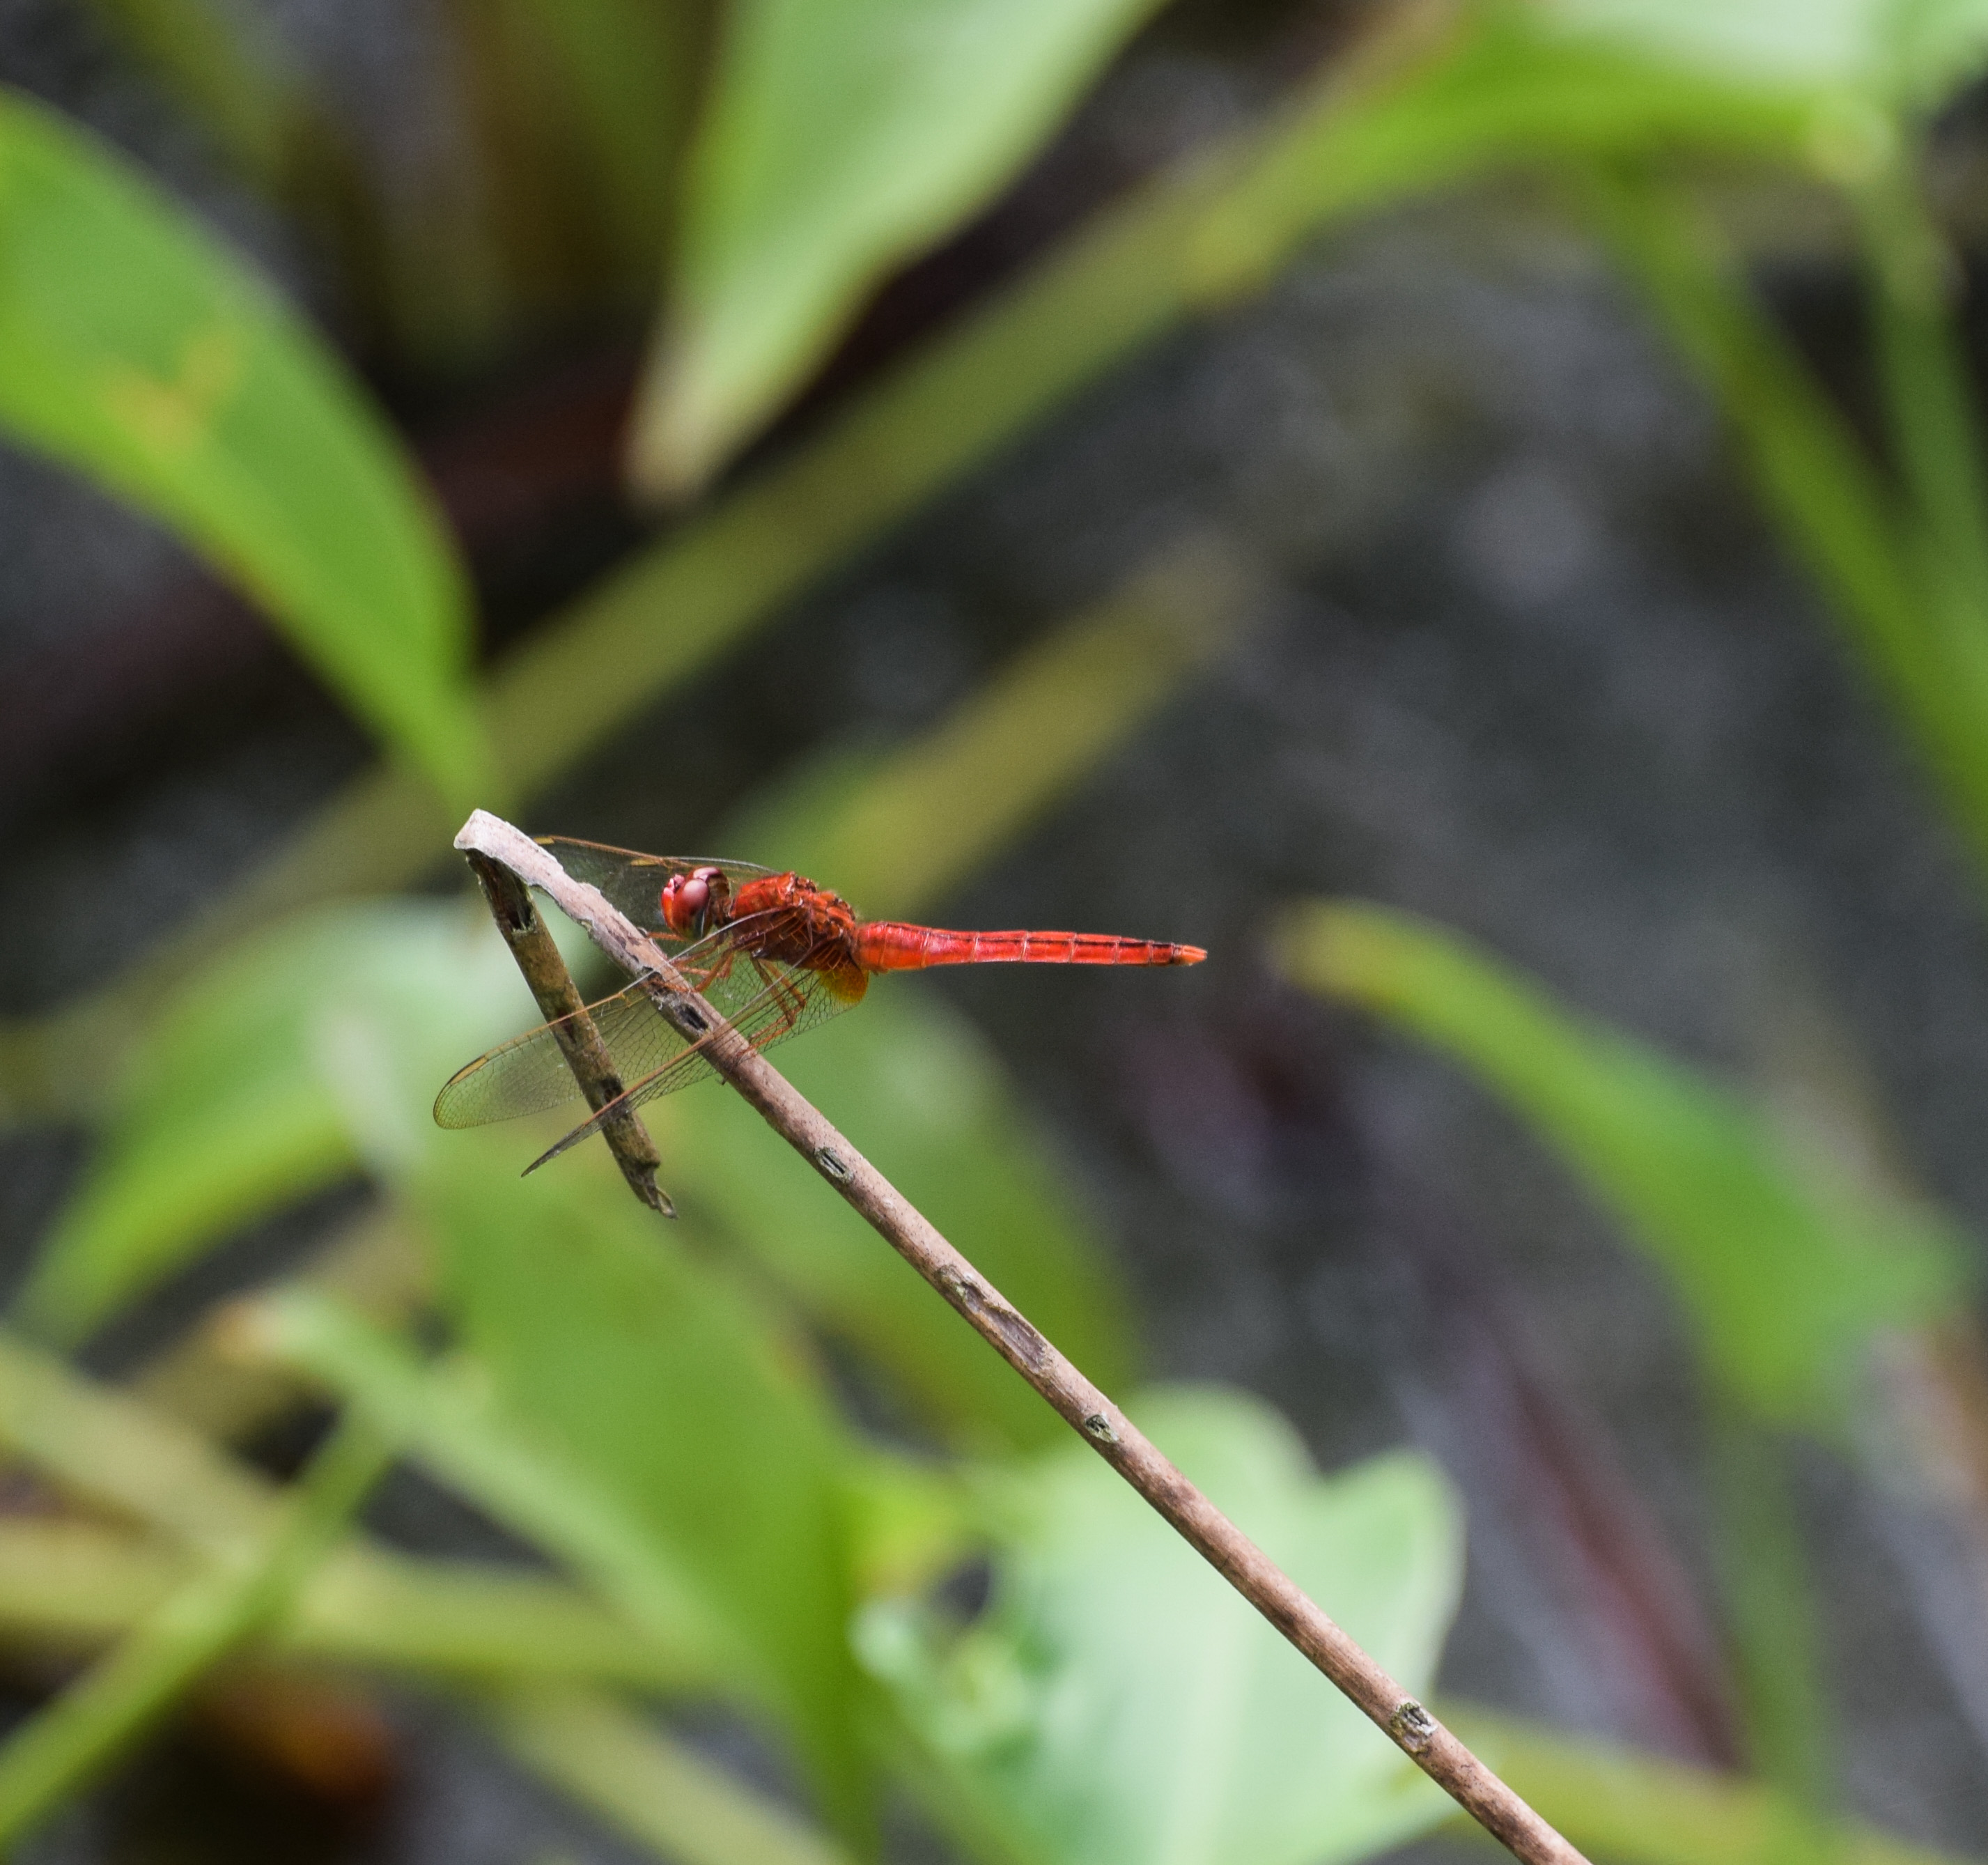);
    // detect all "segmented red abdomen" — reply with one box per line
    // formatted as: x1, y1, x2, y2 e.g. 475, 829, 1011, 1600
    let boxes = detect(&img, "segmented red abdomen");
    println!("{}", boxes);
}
855, 922, 1205, 971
